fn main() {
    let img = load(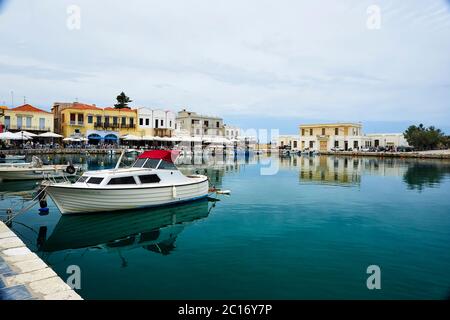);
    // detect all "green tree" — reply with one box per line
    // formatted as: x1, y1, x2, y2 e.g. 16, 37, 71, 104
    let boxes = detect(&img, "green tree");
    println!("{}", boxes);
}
114, 92, 132, 109
404, 124, 446, 150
